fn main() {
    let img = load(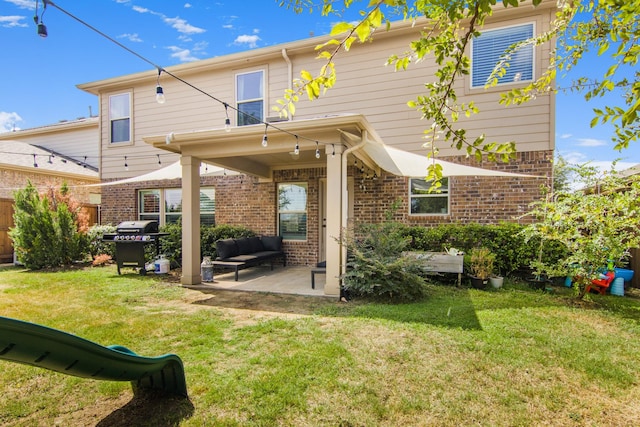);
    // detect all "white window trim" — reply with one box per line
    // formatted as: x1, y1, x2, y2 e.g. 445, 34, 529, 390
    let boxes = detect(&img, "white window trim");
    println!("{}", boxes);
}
409, 178, 450, 216
138, 187, 215, 226
469, 22, 536, 90
108, 92, 133, 145
235, 69, 266, 126
278, 182, 308, 241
